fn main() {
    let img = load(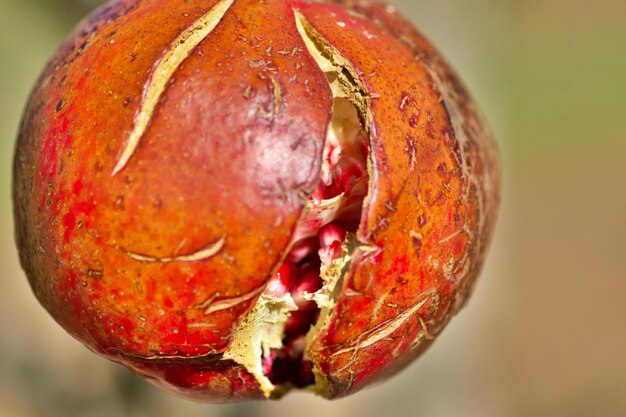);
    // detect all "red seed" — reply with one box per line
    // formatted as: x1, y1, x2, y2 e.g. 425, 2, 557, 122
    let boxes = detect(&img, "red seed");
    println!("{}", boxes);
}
287, 237, 319, 264
284, 310, 317, 335
290, 266, 321, 310
331, 156, 365, 193
266, 263, 293, 298
262, 350, 278, 376
318, 240, 342, 264
319, 223, 345, 248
